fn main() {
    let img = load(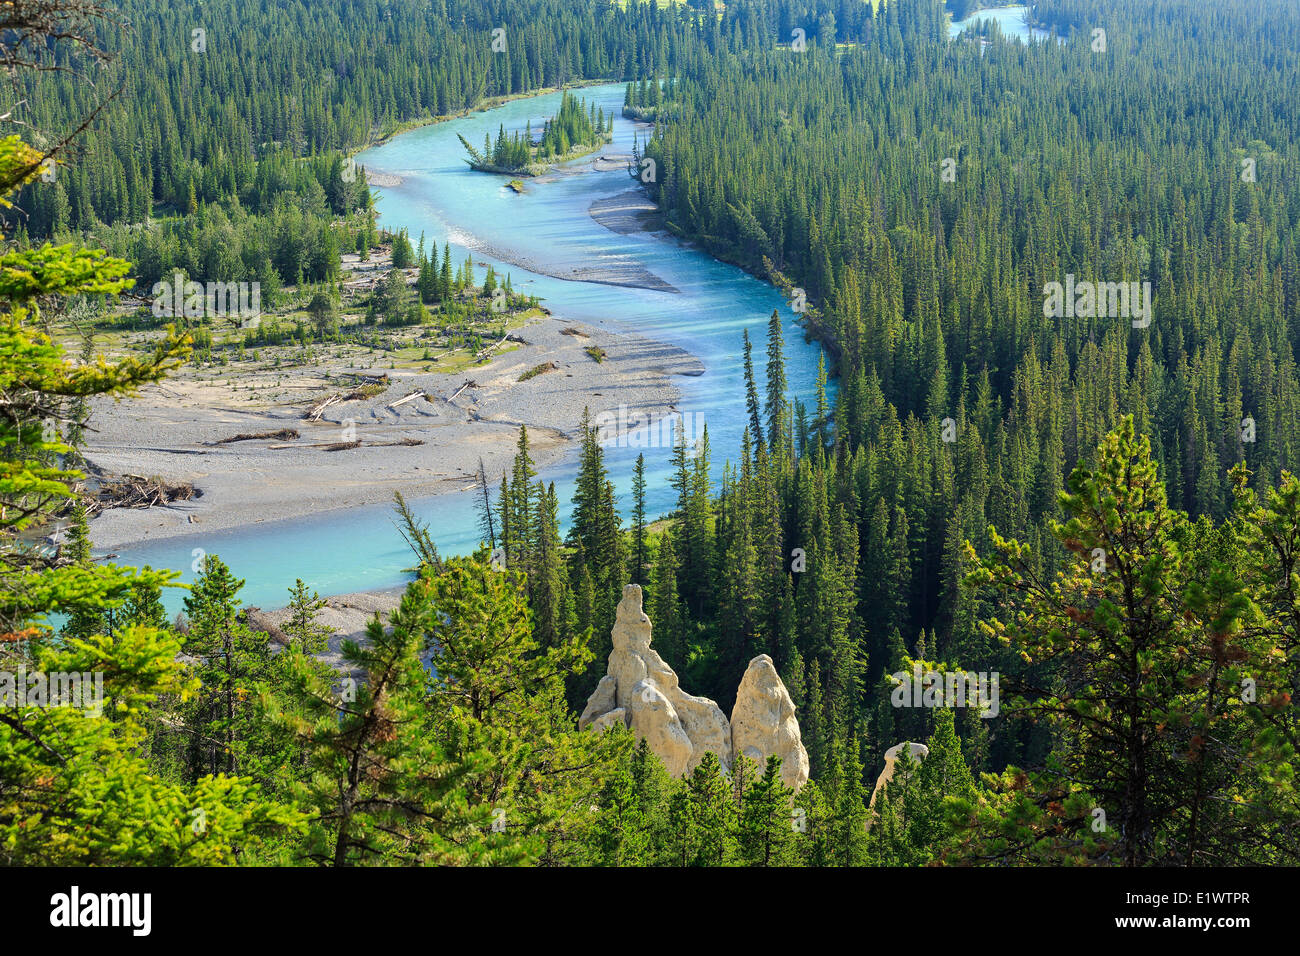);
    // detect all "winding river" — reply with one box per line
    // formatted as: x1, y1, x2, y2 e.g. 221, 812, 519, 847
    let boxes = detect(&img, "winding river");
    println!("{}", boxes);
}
948, 5, 1054, 42
111, 83, 828, 610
